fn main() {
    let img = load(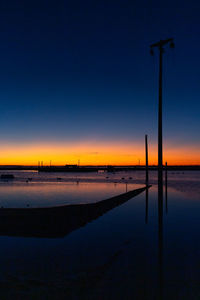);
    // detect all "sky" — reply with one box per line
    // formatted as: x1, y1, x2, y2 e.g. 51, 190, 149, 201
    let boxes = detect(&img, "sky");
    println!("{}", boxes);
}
0, 0, 199, 165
